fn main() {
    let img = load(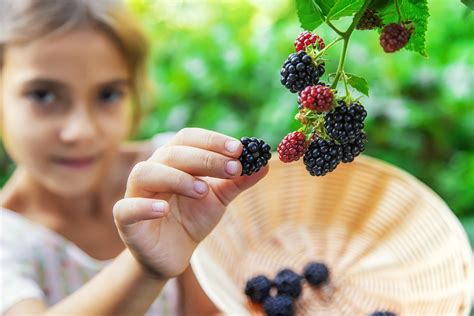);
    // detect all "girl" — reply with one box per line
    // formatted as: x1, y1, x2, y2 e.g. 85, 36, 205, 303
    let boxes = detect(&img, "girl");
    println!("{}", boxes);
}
0, 0, 268, 315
